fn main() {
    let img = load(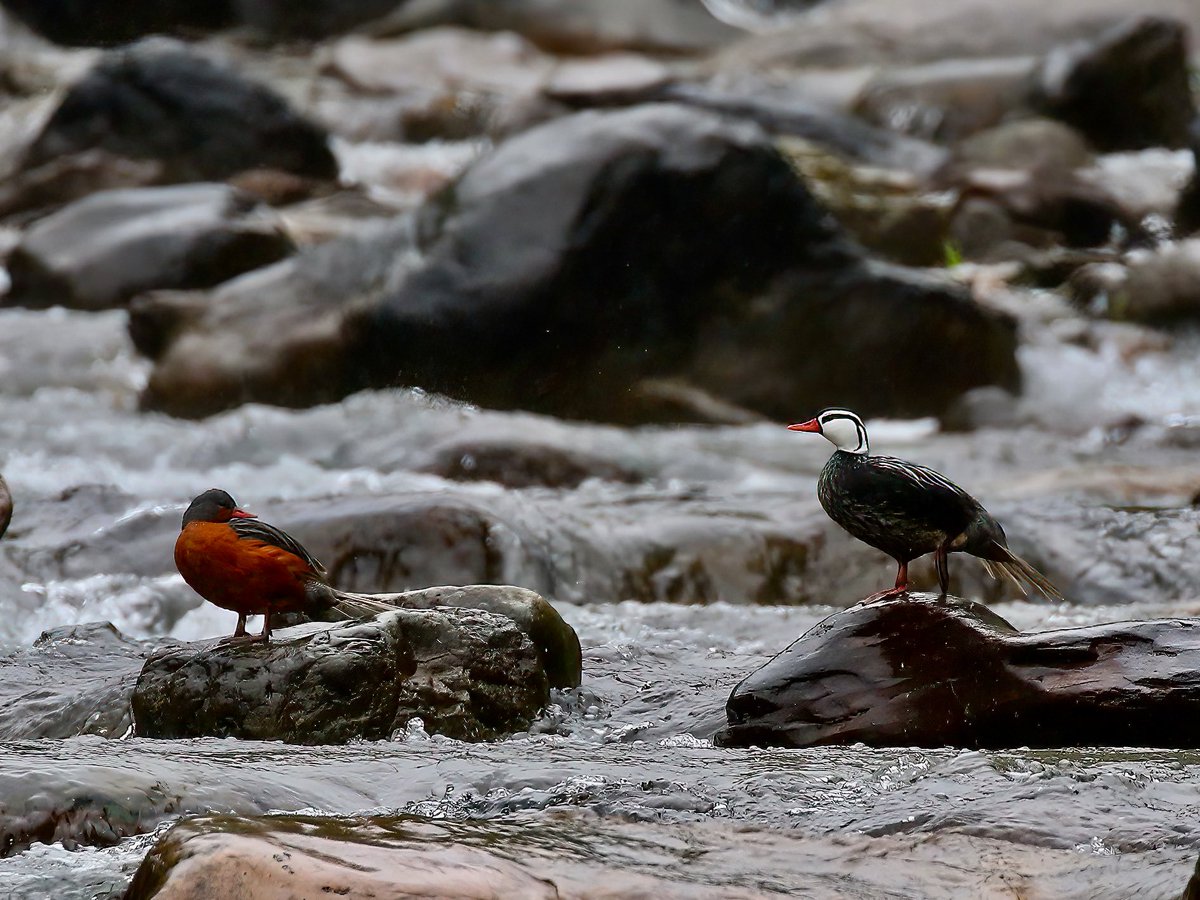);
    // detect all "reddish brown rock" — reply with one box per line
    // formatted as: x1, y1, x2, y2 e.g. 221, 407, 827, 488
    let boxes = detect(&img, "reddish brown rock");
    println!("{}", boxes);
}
717, 593, 1200, 749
